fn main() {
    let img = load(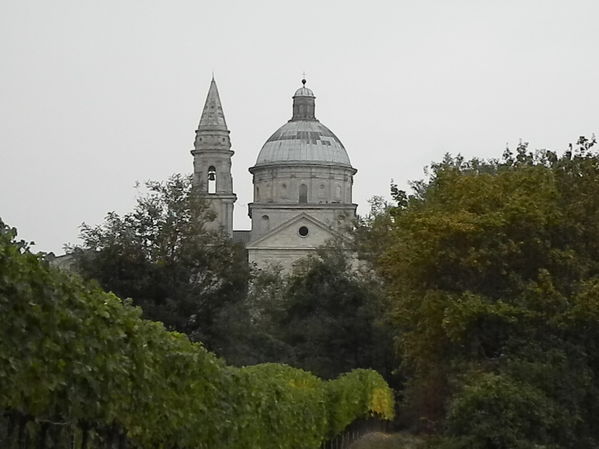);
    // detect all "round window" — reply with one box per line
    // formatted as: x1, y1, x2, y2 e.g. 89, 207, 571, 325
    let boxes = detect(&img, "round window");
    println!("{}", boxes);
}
298, 226, 309, 237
